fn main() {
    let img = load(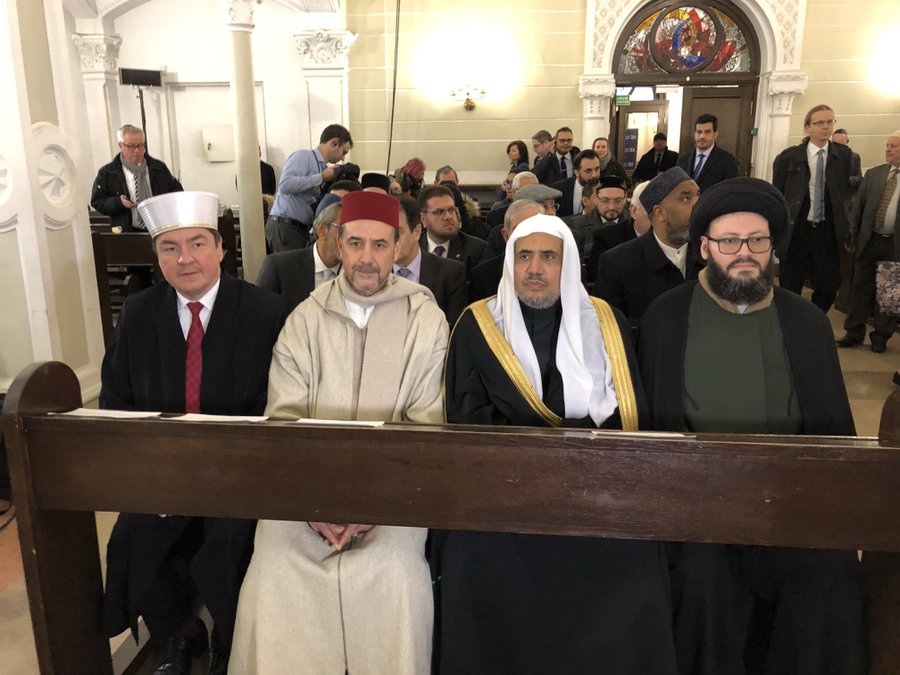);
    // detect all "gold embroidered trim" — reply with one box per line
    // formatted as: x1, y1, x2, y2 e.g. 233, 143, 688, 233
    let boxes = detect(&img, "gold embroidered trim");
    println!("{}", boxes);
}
590, 297, 640, 431
469, 299, 563, 427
